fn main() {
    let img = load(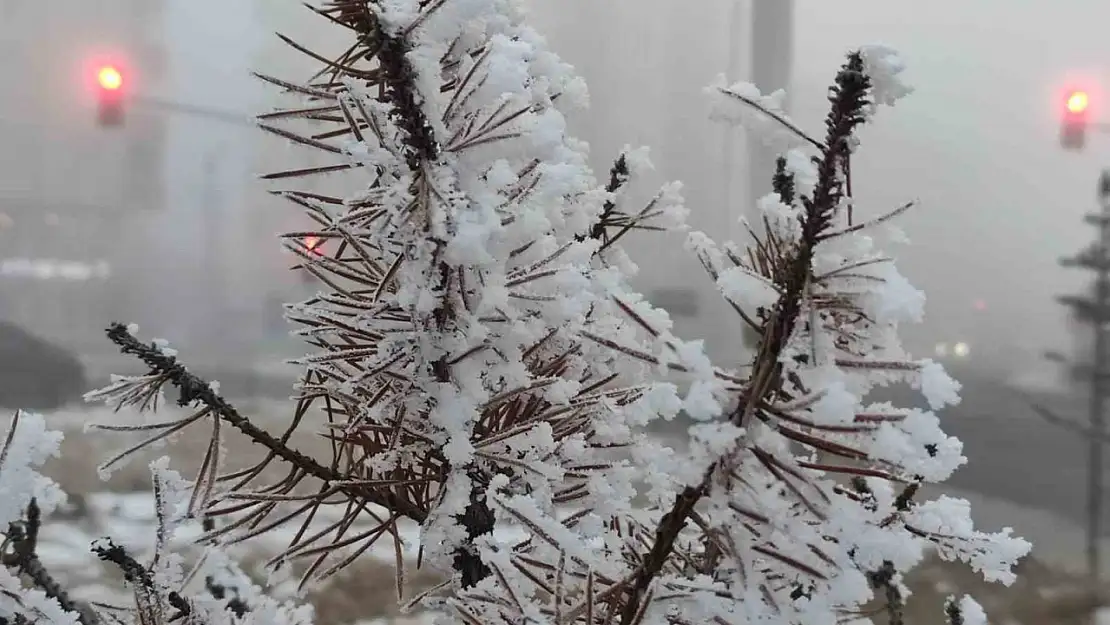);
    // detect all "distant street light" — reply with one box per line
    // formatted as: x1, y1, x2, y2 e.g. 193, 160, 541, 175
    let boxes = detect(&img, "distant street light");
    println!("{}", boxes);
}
1053, 84, 1110, 151
1061, 88, 1092, 151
